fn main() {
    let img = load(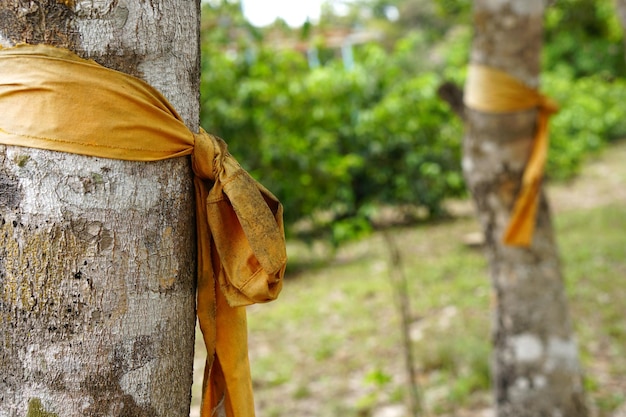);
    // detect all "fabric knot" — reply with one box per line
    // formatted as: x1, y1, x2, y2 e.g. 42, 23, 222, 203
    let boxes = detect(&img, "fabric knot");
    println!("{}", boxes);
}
0, 43, 286, 417
464, 64, 559, 247
192, 129, 219, 181
539, 95, 559, 116
192, 129, 232, 182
